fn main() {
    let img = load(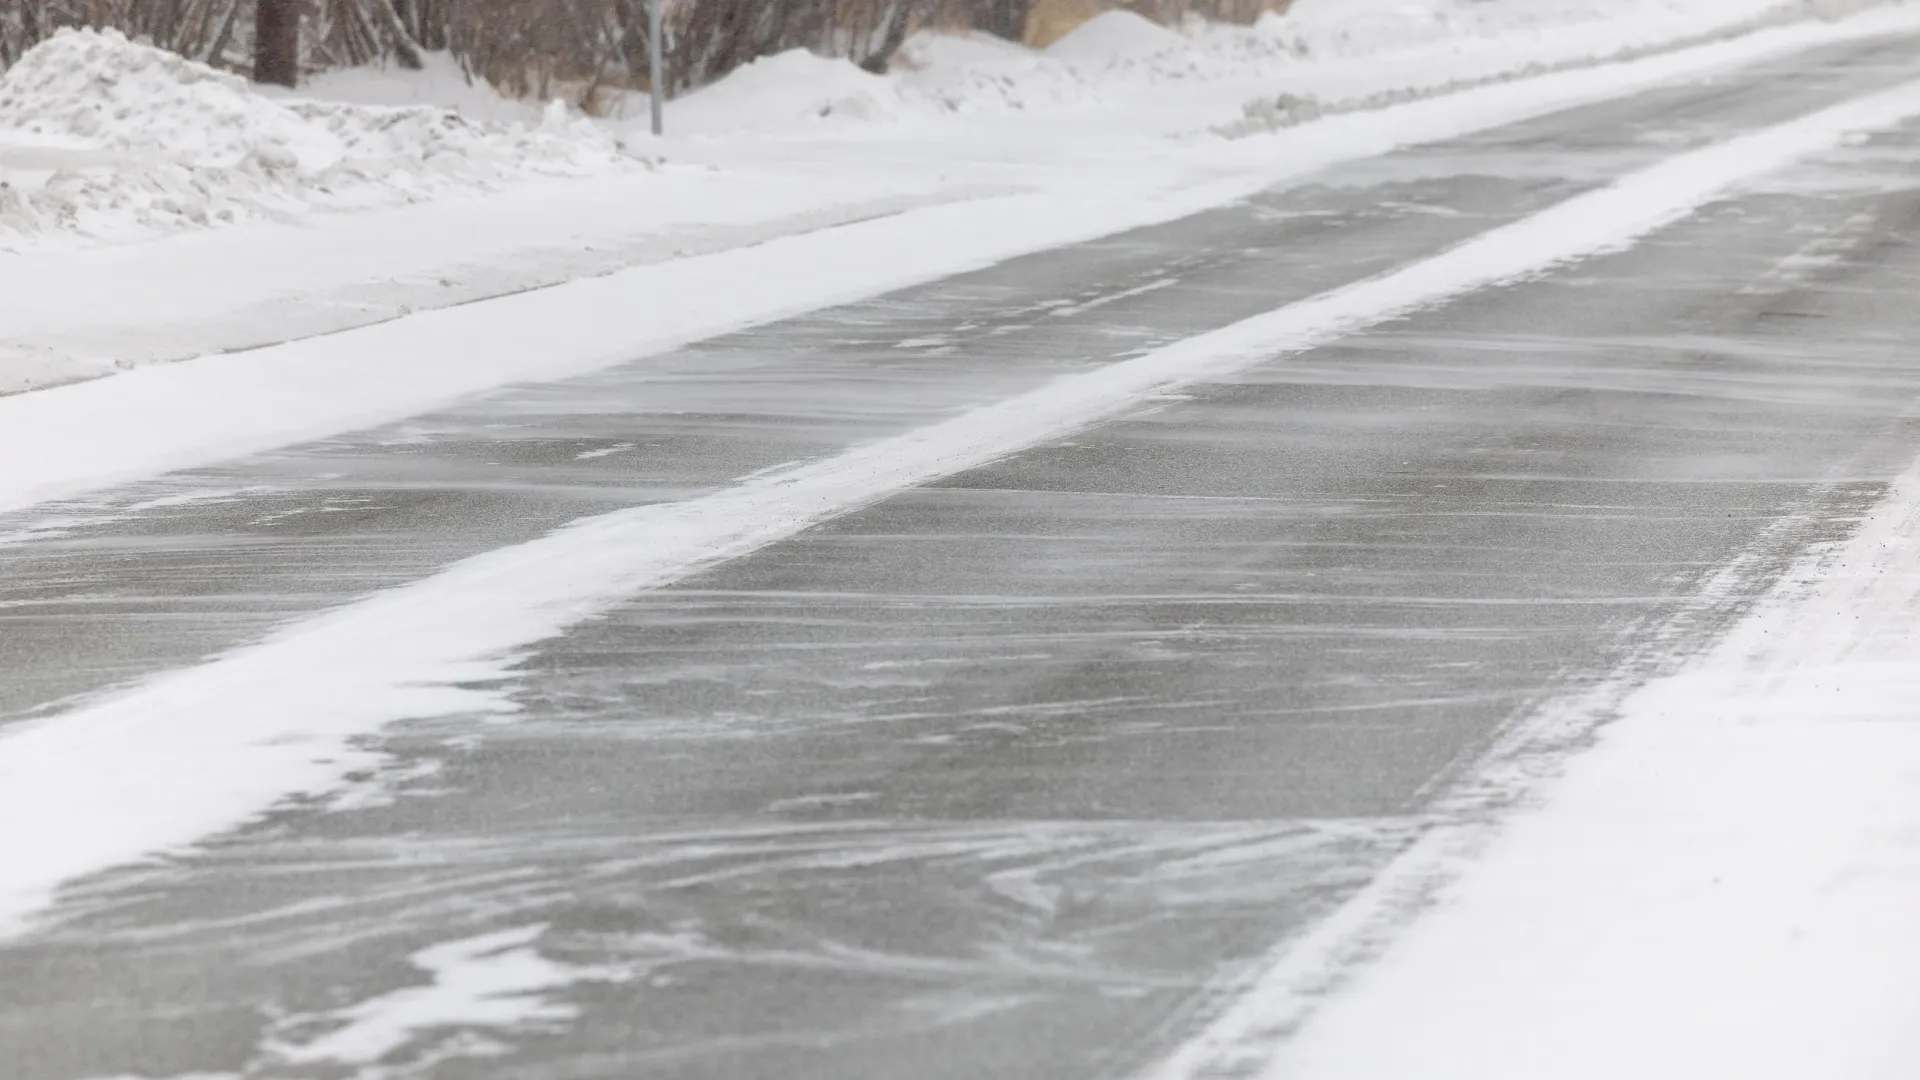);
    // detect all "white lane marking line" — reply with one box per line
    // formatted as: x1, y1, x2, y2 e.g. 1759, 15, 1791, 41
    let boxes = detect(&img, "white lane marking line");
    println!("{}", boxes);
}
574, 442, 637, 461
1049, 278, 1184, 318
8, 77, 1920, 942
